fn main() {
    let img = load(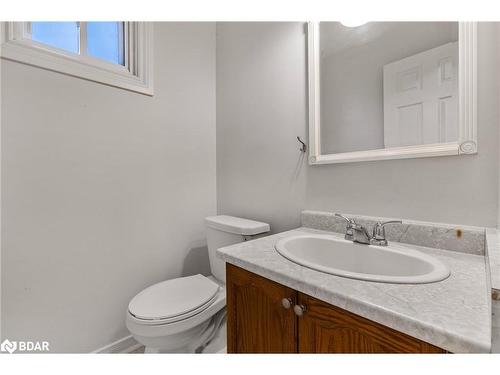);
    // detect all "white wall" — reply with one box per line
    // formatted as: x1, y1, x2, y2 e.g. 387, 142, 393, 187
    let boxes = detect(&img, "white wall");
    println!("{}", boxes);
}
498, 25, 500, 229
1, 22, 216, 352
216, 23, 308, 233
216, 22, 499, 230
